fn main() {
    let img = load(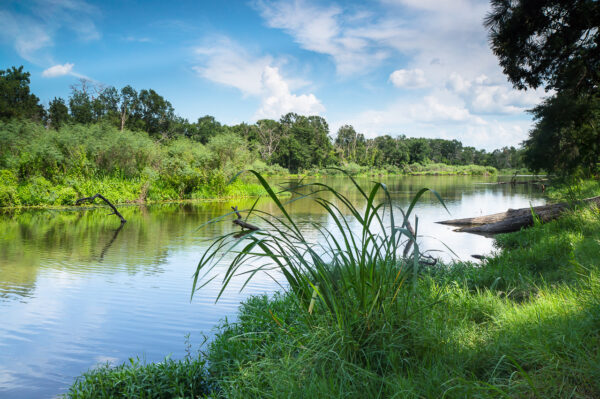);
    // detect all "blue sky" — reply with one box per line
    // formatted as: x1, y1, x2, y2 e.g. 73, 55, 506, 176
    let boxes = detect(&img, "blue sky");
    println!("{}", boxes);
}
0, 0, 547, 150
